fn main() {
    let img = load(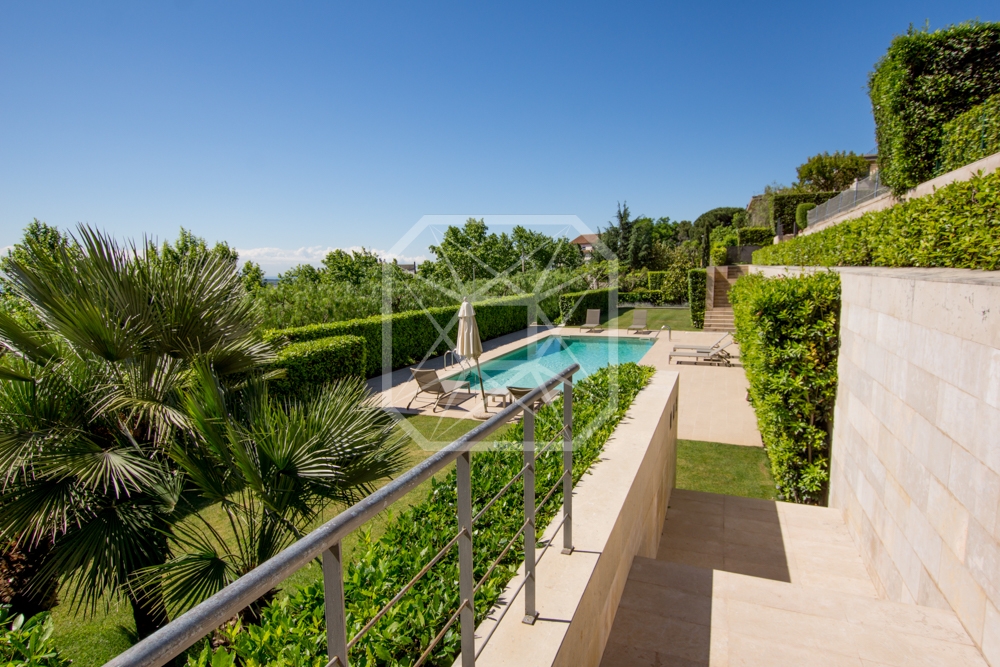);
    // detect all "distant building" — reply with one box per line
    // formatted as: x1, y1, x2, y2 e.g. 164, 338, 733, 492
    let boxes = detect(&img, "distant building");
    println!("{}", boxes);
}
569, 234, 600, 261
397, 262, 418, 274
